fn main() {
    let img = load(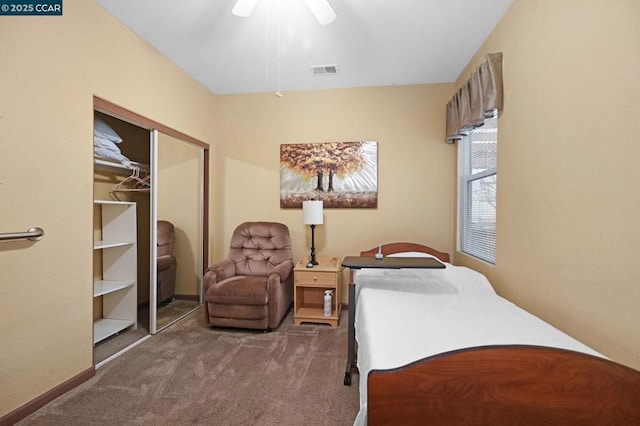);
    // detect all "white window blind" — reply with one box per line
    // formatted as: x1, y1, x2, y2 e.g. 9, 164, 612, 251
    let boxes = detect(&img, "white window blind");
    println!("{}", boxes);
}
458, 116, 497, 264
